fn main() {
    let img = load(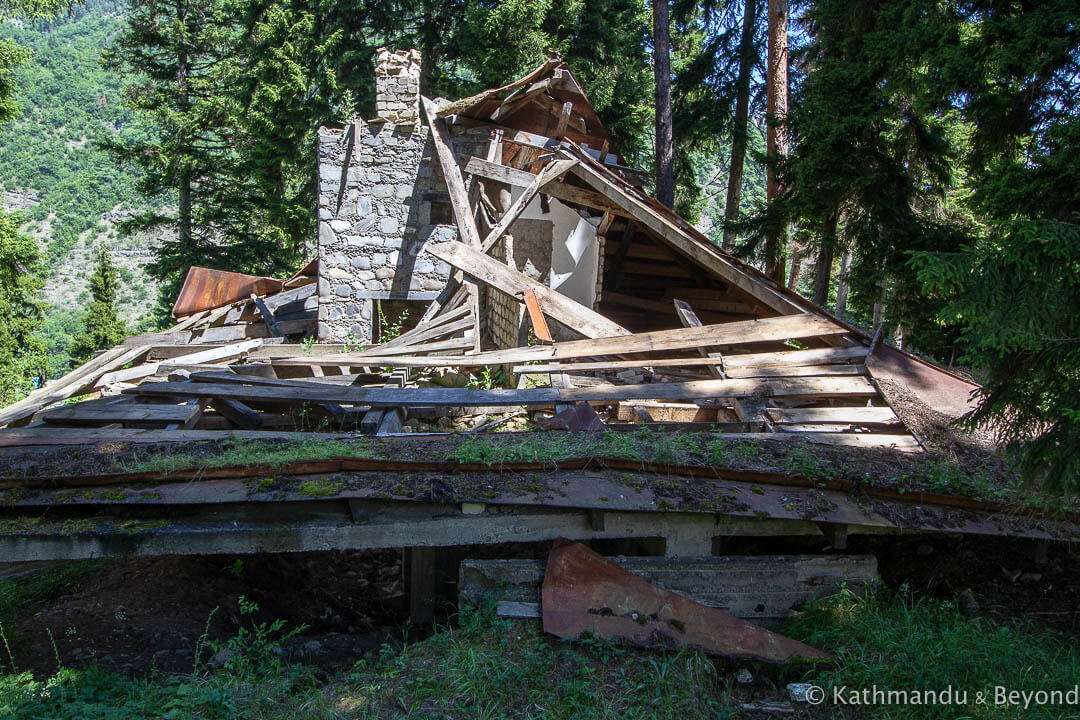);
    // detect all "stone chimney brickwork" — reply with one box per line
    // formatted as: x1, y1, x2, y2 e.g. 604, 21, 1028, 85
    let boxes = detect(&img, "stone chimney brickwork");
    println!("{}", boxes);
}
375, 48, 421, 125
316, 49, 493, 343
